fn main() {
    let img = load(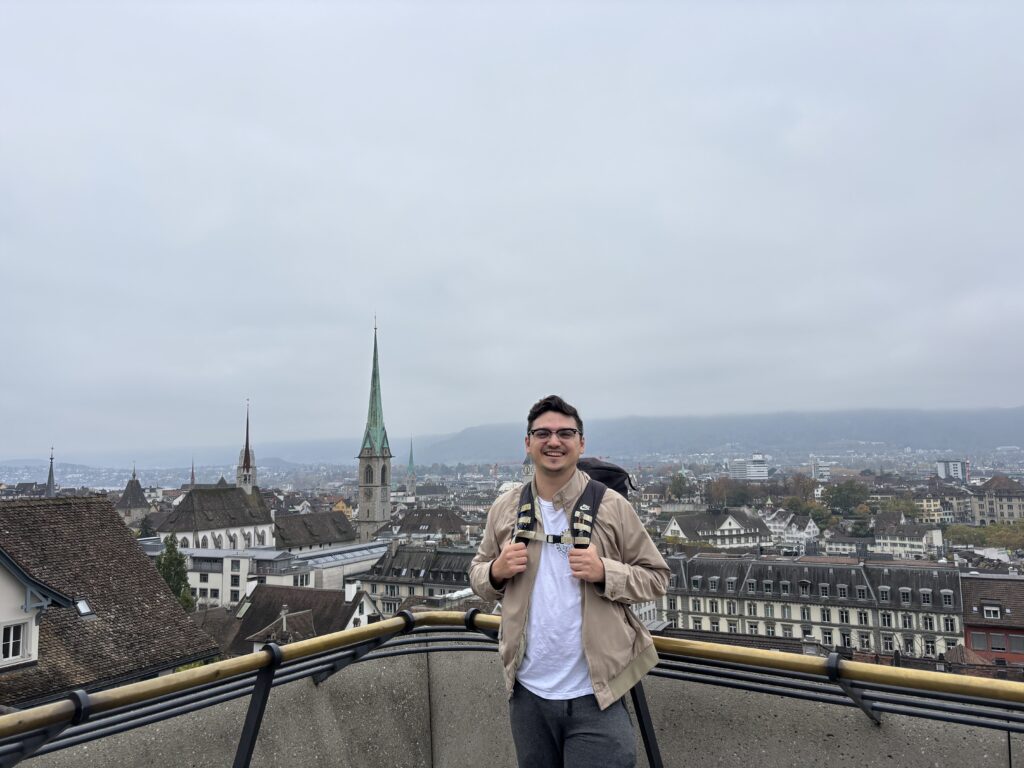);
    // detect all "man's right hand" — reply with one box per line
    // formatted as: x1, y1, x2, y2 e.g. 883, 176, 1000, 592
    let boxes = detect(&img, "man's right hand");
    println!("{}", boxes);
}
490, 541, 528, 586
